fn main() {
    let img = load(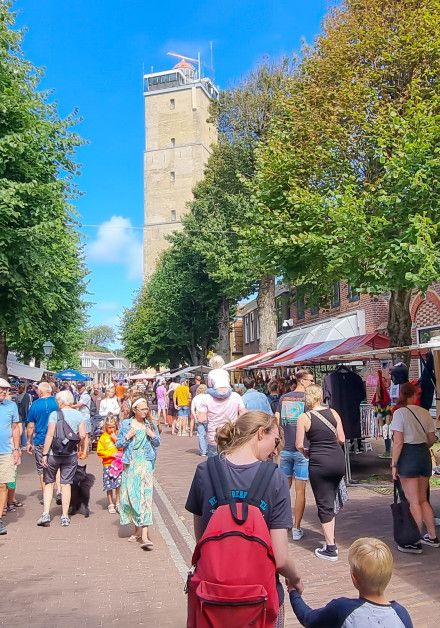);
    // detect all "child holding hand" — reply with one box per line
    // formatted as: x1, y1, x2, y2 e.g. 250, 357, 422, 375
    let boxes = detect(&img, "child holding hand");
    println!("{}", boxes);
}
97, 415, 121, 514
288, 537, 413, 627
